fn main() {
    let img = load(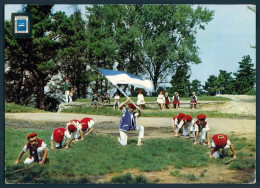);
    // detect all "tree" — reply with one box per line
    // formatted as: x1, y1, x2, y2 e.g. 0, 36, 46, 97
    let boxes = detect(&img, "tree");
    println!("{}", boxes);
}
233, 55, 255, 94
85, 5, 117, 94
5, 5, 60, 109
203, 75, 218, 96
140, 5, 214, 90
216, 70, 234, 94
170, 63, 191, 97
51, 11, 91, 99
190, 79, 202, 95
